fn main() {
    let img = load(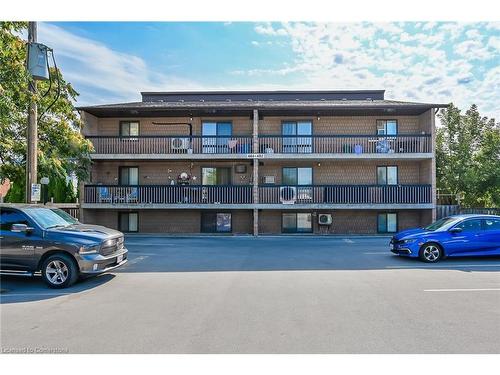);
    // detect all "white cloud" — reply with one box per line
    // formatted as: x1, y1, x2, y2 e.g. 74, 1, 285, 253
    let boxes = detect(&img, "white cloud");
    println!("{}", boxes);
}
243, 22, 500, 118
487, 36, 500, 50
37, 23, 207, 105
254, 23, 288, 36
454, 40, 490, 60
